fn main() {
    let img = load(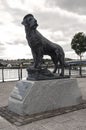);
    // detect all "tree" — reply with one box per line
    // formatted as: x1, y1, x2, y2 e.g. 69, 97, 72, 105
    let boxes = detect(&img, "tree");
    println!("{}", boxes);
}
71, 32, 86, 76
